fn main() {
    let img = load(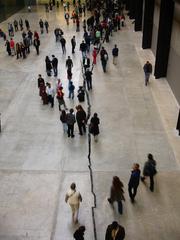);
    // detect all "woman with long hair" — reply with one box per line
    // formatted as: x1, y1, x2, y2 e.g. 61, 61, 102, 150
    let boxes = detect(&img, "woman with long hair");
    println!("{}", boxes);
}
108, 176, 125, 214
